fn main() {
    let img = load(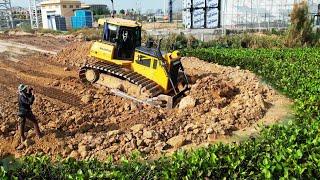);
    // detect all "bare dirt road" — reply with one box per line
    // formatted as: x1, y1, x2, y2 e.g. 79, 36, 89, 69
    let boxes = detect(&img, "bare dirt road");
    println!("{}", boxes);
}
0, 34, 292, 161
